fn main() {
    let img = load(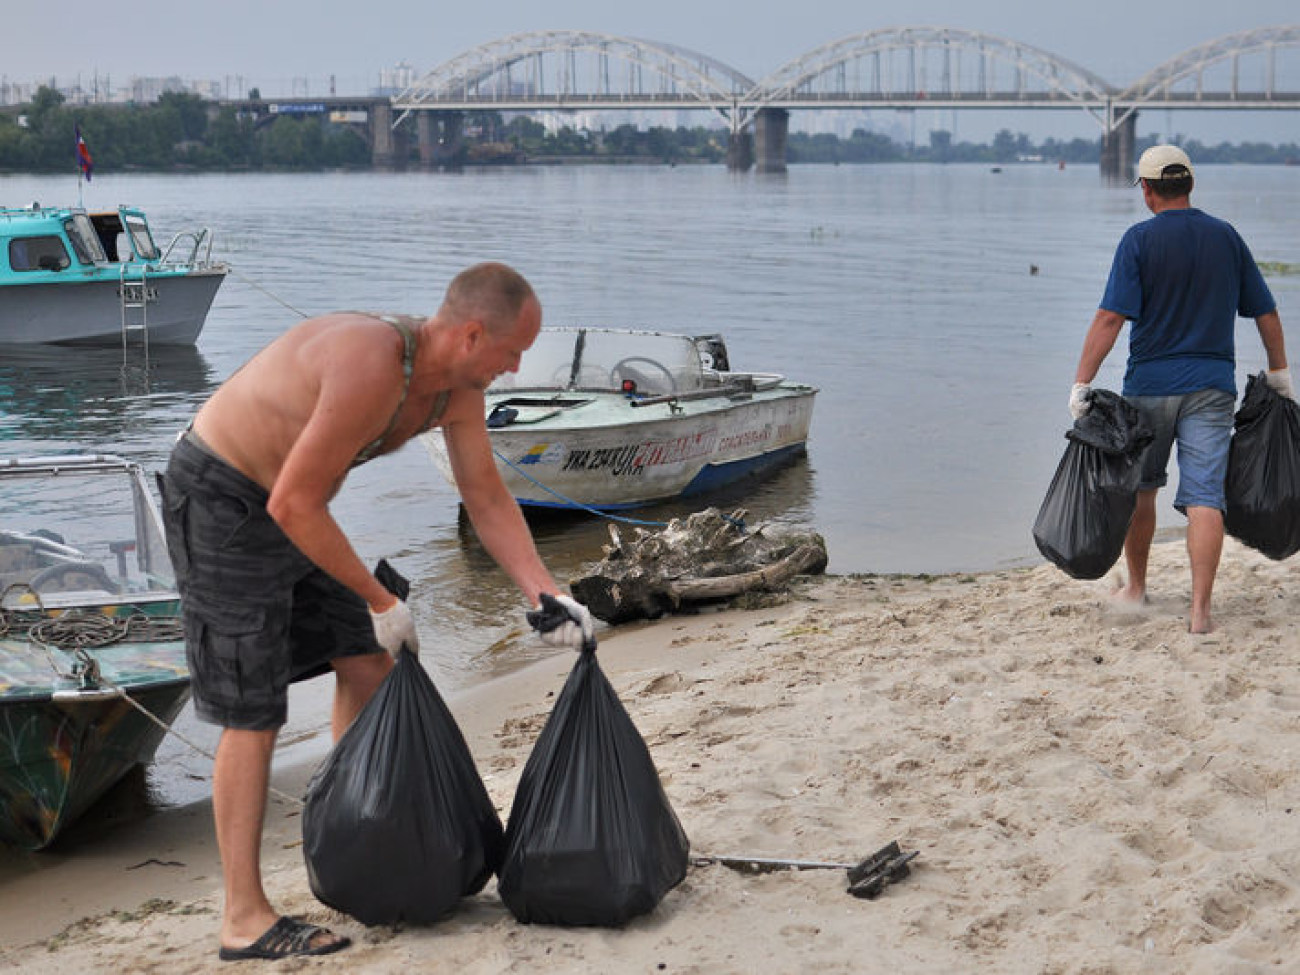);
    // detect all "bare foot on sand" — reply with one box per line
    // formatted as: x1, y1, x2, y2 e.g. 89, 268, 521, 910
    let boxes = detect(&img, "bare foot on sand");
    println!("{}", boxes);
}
1108, 583, 1148, 612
